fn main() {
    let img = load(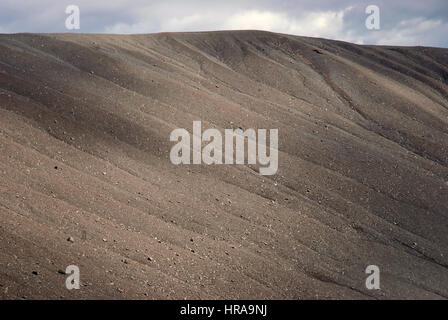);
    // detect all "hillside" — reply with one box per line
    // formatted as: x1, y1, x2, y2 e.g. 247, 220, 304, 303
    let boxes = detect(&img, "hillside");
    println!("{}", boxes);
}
0, 30, 447, 299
